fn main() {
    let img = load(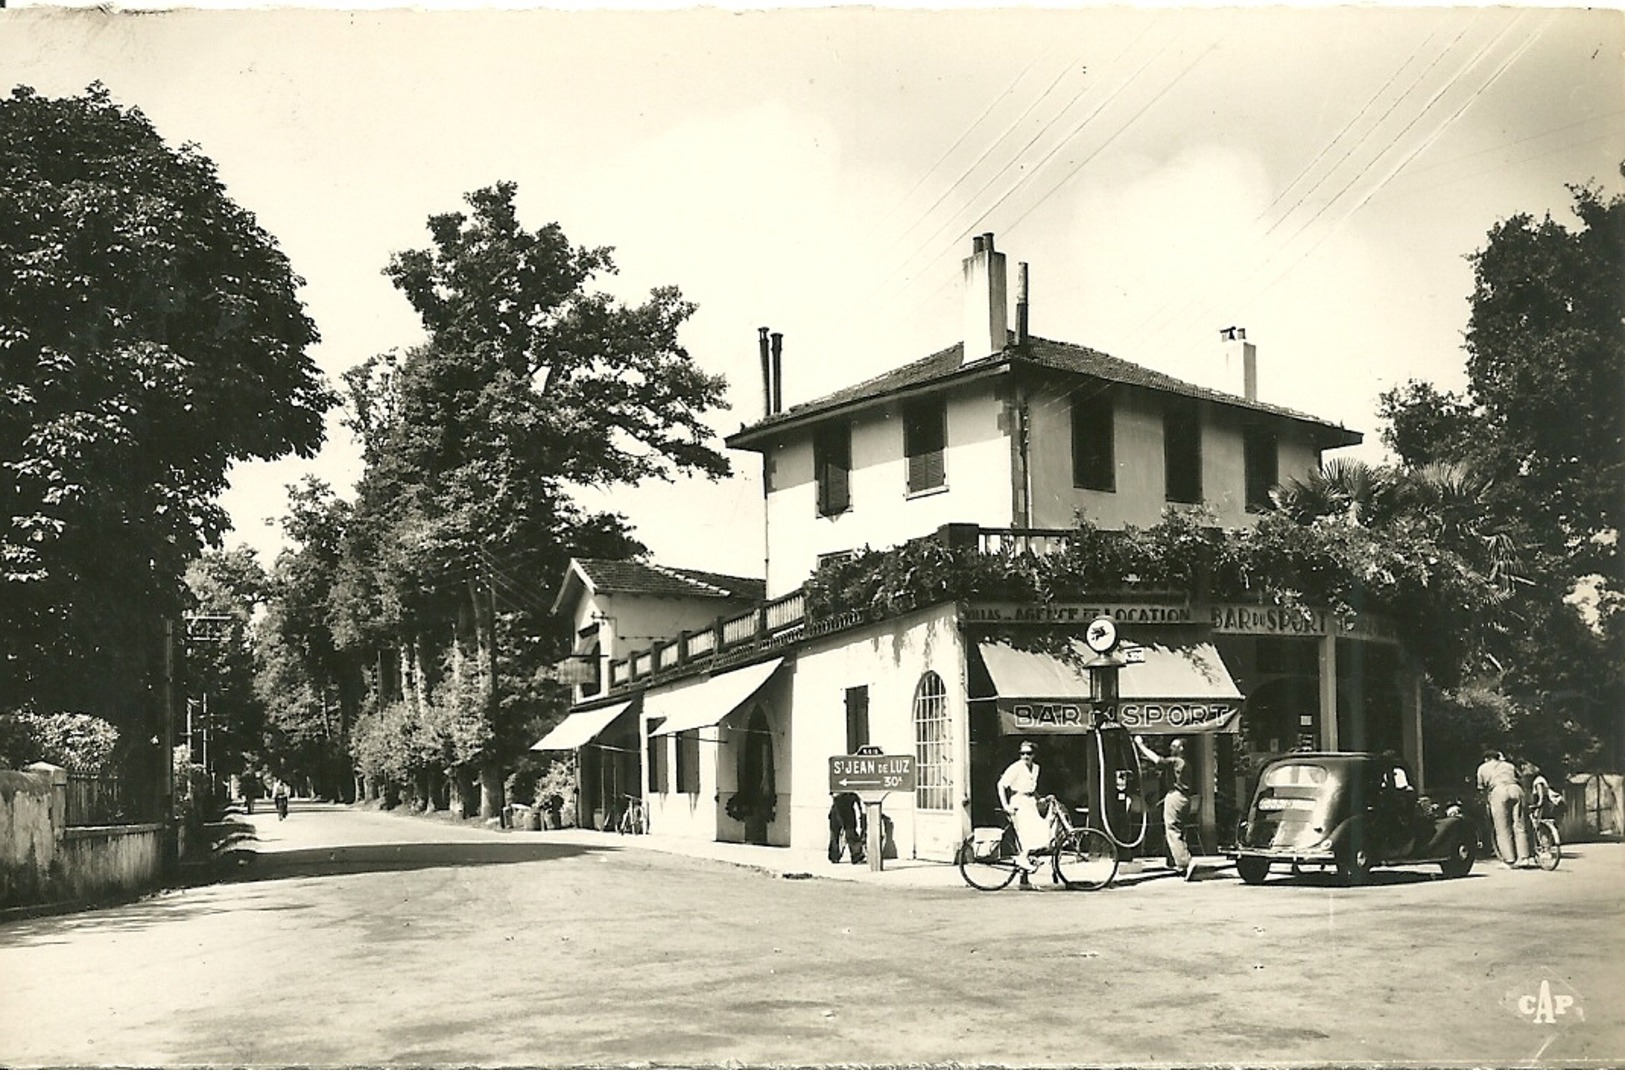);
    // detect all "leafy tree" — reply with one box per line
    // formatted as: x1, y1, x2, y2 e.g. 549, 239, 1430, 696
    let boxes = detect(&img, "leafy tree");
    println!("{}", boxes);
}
0, 84, 334, 738
1378, 177, 1625, 770
339, 182, 728, 815
182, 549, 269, 781
254, 478, 366, 800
